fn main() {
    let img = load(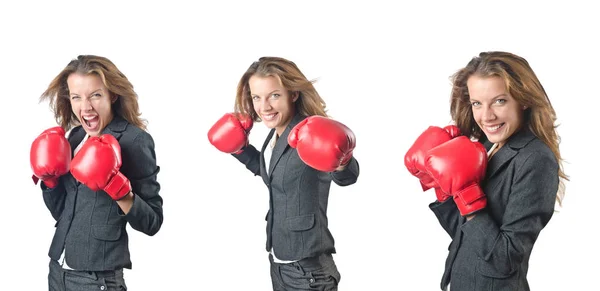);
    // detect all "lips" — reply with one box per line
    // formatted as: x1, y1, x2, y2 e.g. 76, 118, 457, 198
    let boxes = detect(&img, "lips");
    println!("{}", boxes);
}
261, 113, 278, 121
485, 123, 504, 133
